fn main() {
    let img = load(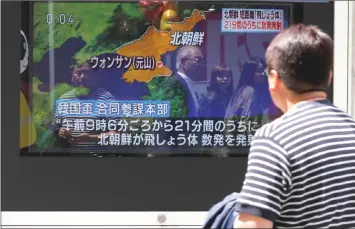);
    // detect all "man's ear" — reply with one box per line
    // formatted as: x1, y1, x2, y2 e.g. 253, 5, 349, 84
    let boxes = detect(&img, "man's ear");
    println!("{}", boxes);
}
328, 70, 333, 85
268, 69, 280, 92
